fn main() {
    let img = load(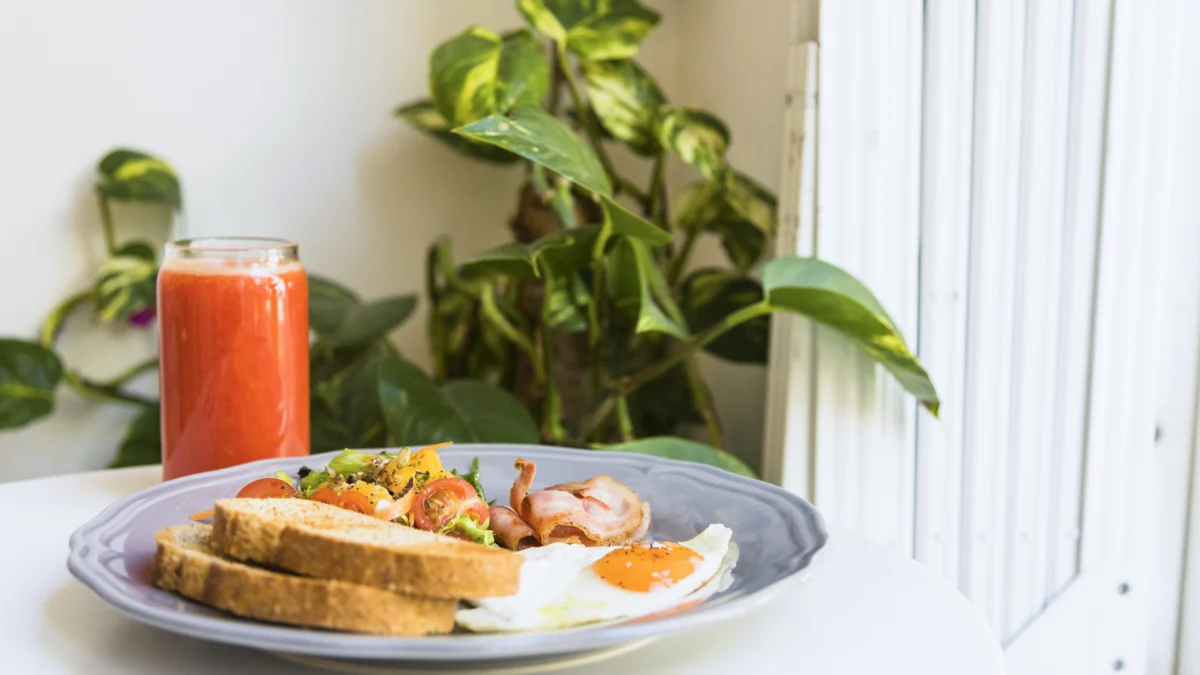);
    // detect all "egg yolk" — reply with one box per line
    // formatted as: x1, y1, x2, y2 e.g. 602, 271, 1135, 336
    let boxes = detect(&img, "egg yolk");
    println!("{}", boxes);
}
592, 542, 699, 592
